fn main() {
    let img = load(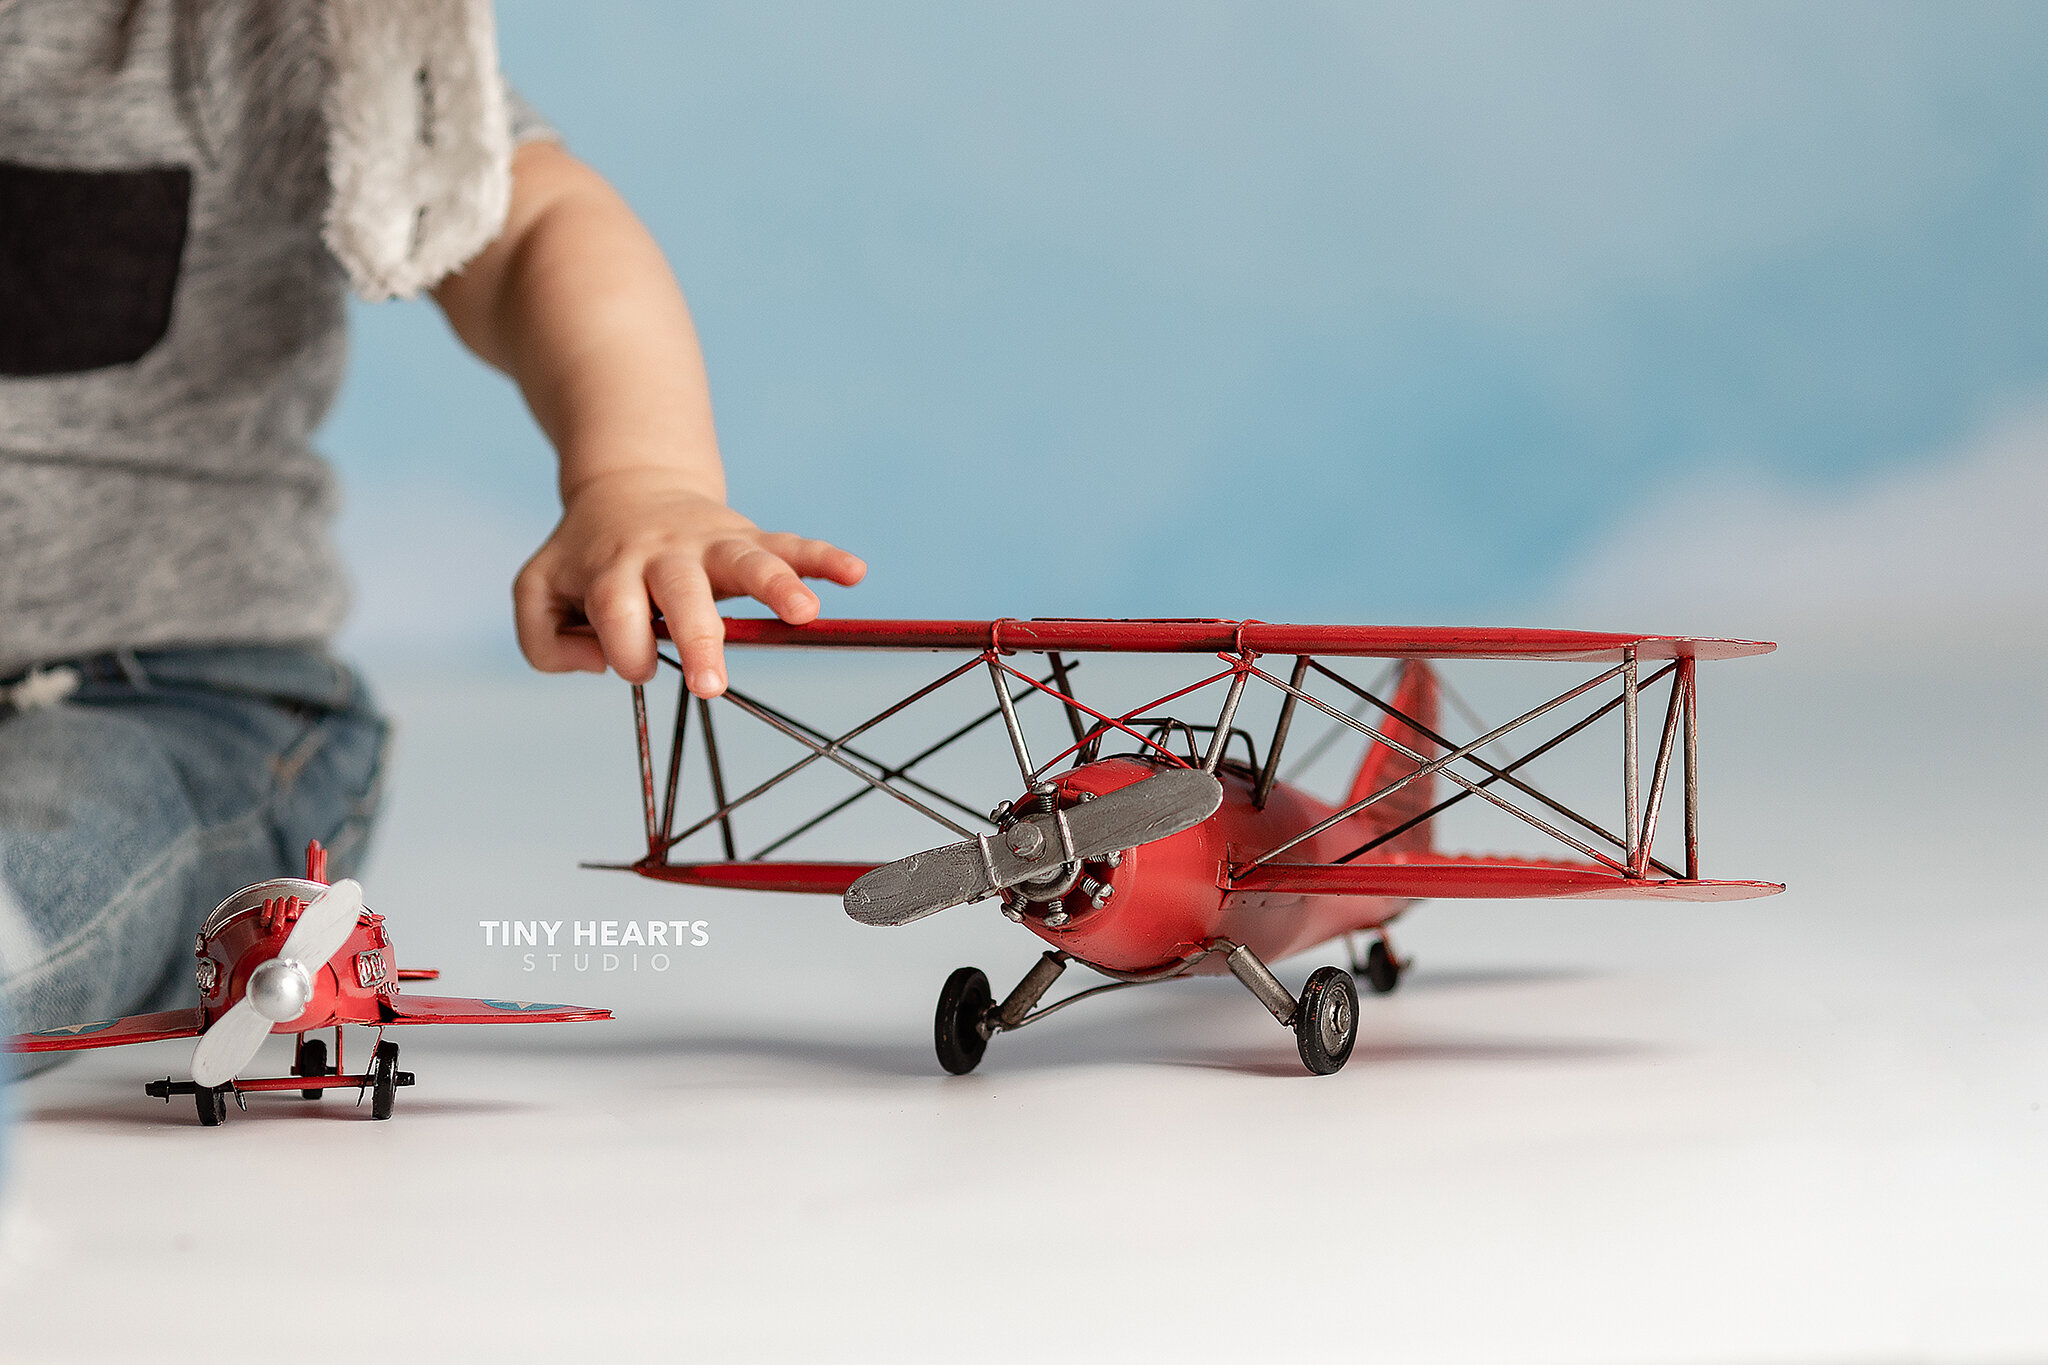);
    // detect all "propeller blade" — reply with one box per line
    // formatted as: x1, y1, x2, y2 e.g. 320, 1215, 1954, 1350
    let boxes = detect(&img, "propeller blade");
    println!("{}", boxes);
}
187, 880, 364, 1088
190, 998, 273, 1088
277, 878, 365, 972
845, 768, 1222, 926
